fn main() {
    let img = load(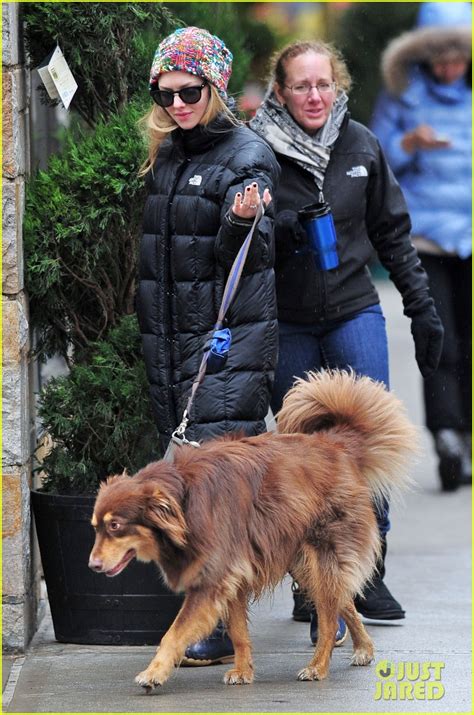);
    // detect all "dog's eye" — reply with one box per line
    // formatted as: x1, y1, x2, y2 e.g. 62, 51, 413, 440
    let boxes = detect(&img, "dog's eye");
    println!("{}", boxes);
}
109, 521, 121, 531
